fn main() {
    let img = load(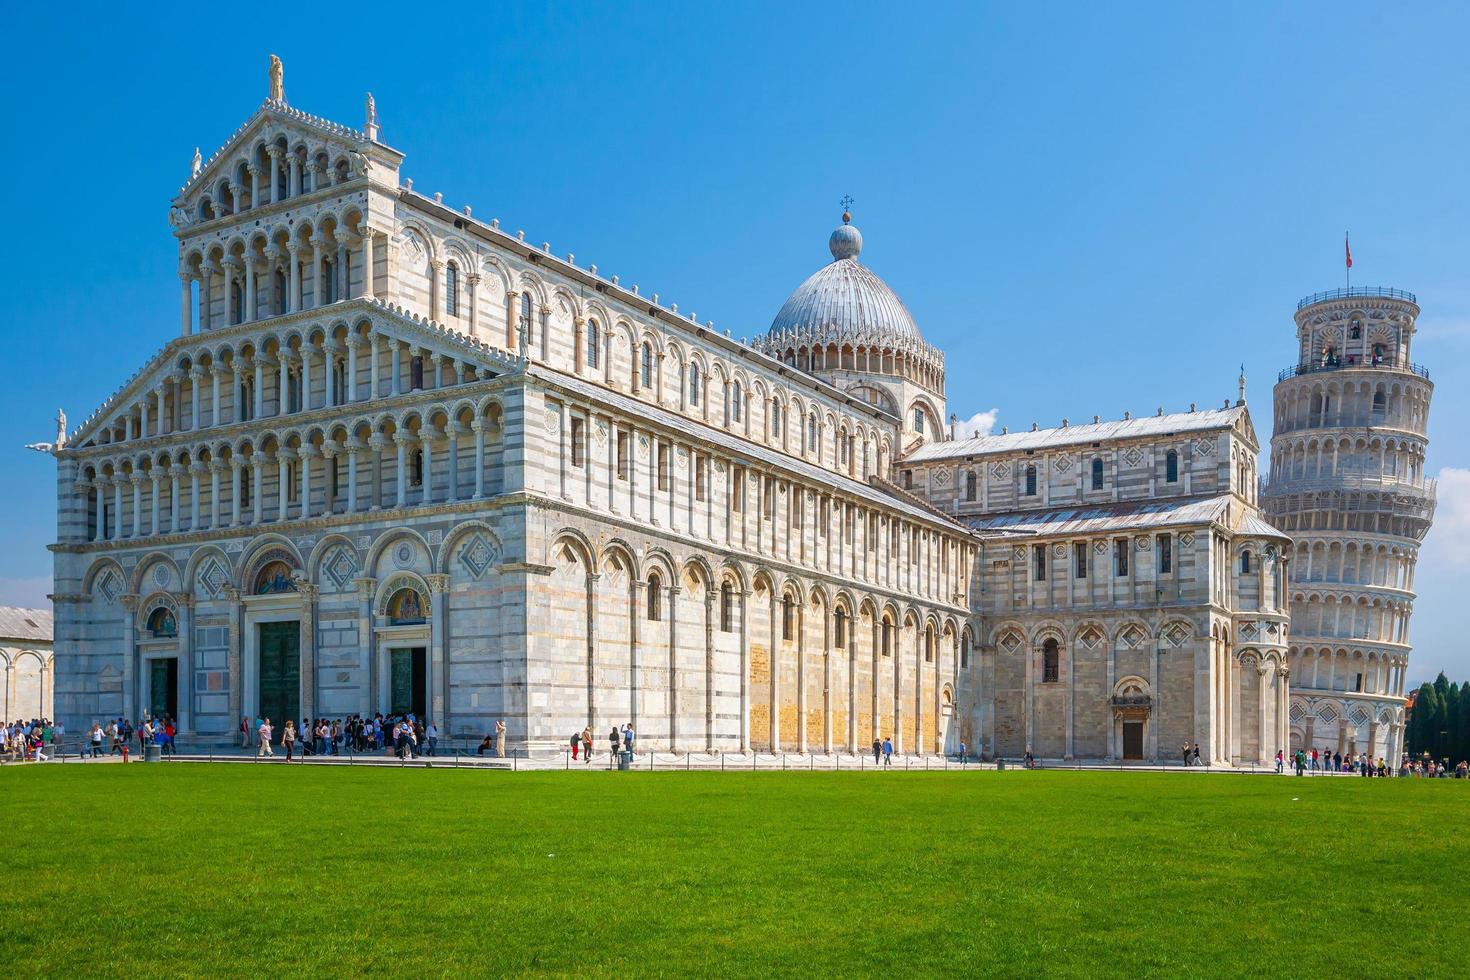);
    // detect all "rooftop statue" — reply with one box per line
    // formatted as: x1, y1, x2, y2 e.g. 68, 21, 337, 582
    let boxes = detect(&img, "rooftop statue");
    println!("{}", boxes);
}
269, 54, 284, 103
